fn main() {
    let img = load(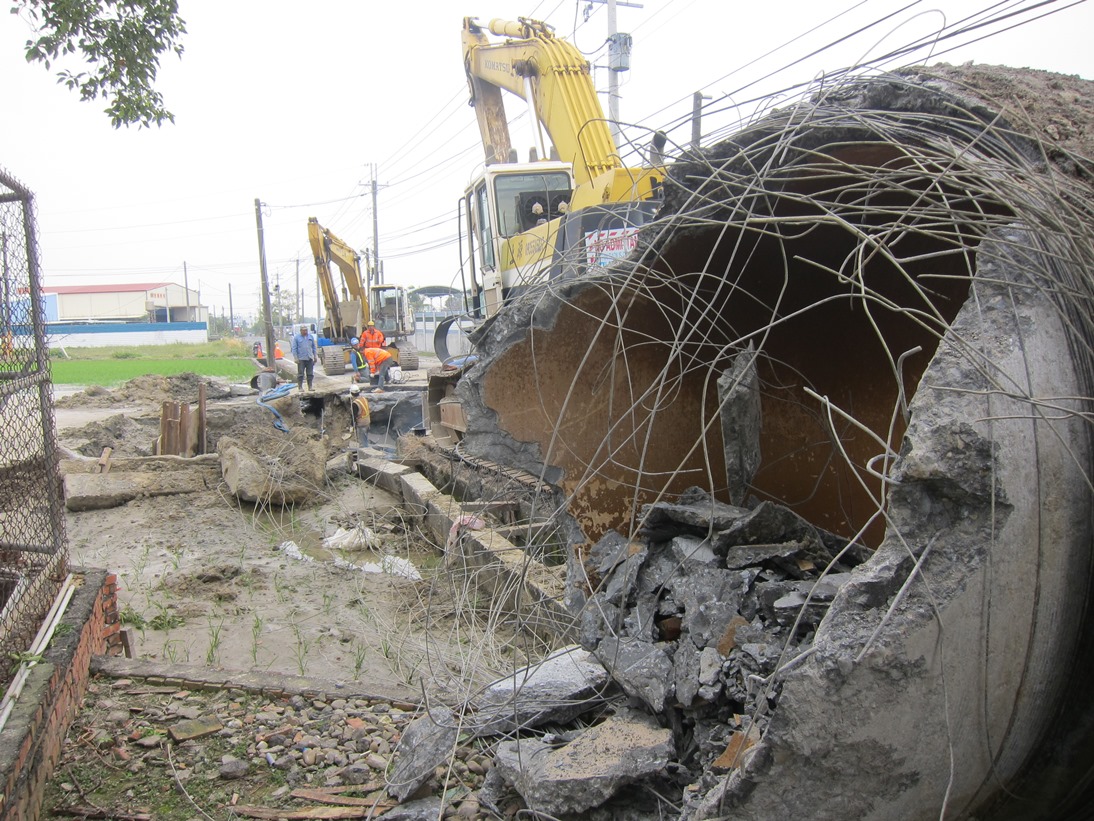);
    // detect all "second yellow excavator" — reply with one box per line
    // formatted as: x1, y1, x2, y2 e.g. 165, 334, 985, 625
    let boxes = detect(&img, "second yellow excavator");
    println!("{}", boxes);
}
307, 217, 419, 374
